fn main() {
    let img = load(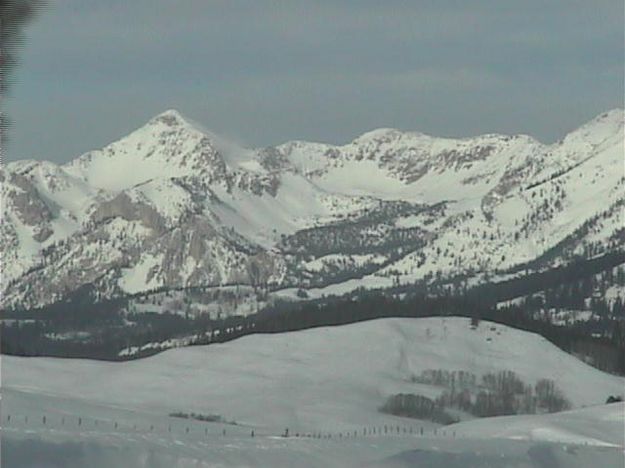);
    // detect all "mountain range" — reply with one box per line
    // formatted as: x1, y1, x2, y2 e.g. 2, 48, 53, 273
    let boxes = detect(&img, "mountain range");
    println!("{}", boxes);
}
2, 109, 623, 311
